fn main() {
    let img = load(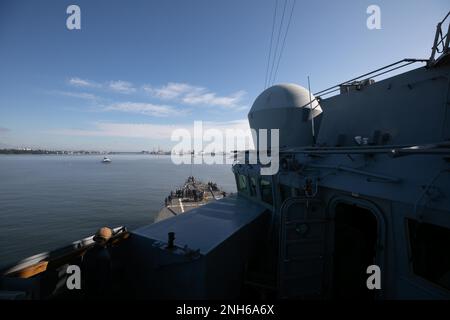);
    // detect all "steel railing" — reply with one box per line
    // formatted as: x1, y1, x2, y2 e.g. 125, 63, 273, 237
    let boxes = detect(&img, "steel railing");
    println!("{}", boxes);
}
429, 10, 450, 65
